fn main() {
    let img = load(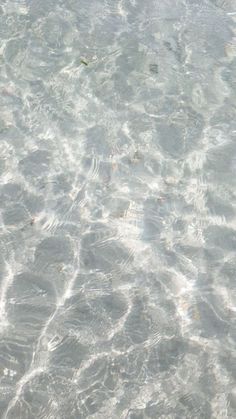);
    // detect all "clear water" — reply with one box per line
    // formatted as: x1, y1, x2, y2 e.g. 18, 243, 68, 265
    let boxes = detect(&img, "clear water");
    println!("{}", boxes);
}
0, 0, 236, 418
